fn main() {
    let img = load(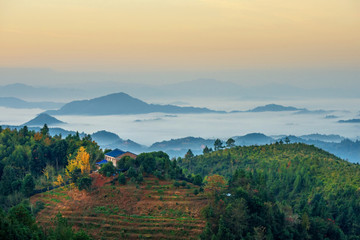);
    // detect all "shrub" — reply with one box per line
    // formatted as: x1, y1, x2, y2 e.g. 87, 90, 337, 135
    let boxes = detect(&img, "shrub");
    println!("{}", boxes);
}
136, 173, 144, 184
76, 177, 92, 191
193, 174, 203, 186
127, 167, 137, 178
99, 162, 116, 177
118, 173, 126, 185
